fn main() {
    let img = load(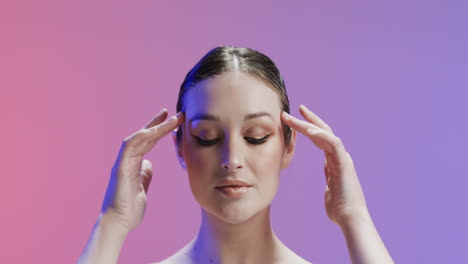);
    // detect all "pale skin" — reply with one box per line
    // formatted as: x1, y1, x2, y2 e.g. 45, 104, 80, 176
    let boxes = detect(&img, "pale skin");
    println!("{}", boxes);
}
282, 106, 395, 264
78, 71, 394, 264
